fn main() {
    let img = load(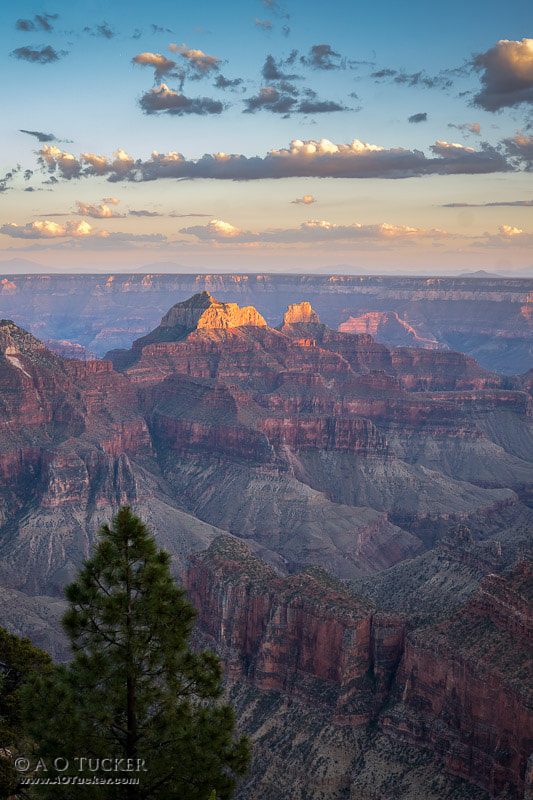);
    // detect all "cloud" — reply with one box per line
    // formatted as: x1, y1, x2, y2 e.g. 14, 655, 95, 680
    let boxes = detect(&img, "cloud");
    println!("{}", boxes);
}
291, 195, 316, 204
297, 98, 346, 113
244, 87, 346, 115
254, 19, 272, 31
442, 198, 533, 207
151, 24, 172, 34
15, 13, 58, 32
301, 44, 343, 70
20, 129, 58, 142
0, 172, 15, 193
0, 220, 97, 239
408, 112, 427, 123
139, 84, 224, 115
503, 130, 533, 169
214, 74, 243, 90
11, 46, 66, 64
76, 201, 123, 219
169, 43, 221, 77
102, 197, 120, 205
263, 0, 290, 18
244, 87, 297, 114
132, 52, 180, 83
262, 54, 299, 81
473, 39, 533, 111
448, 122, 481, 135
180, 217, 449, 245
35, 136, 512, 183
475, 224, 533, 249
372, 68, 452, 89
129, 210, 162, 217
83, 22, 115, 39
